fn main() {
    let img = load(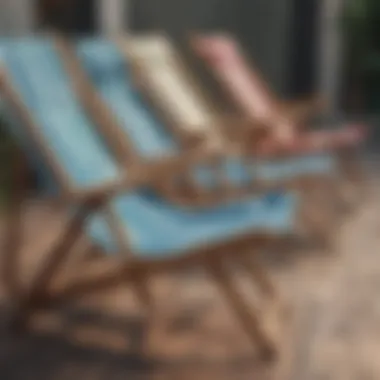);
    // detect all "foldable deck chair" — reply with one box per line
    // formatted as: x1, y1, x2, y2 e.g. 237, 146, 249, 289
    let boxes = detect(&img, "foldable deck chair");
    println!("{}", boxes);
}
190, 33, 368, 201
0, 37, 306, 362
